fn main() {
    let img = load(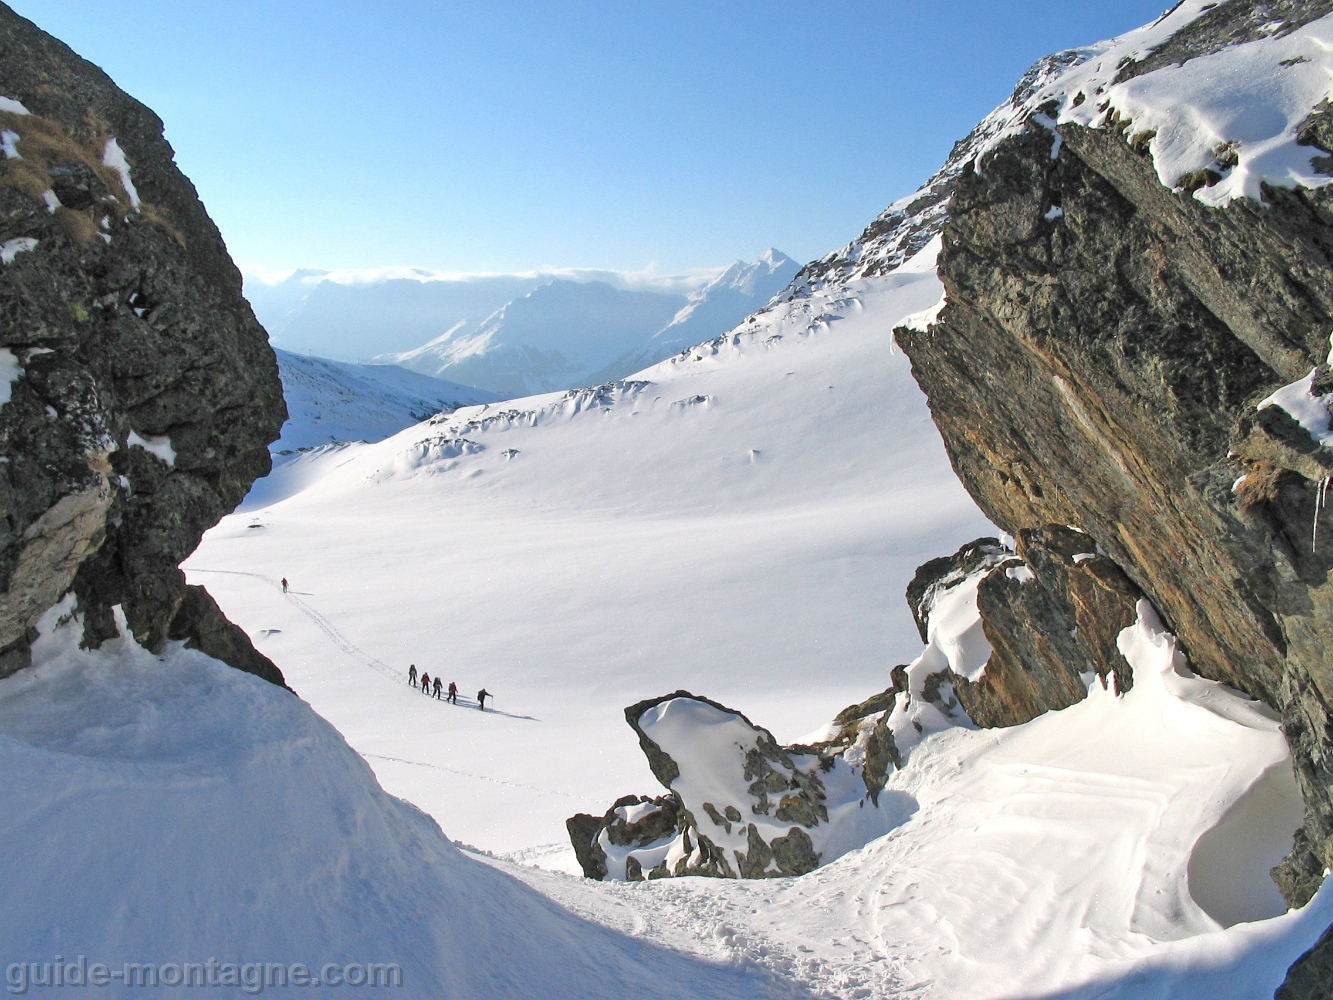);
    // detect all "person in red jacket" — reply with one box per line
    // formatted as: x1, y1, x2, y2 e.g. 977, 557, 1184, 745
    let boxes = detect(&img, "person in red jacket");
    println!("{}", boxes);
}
420, 672, 430, 694
447, 681, 458, 705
